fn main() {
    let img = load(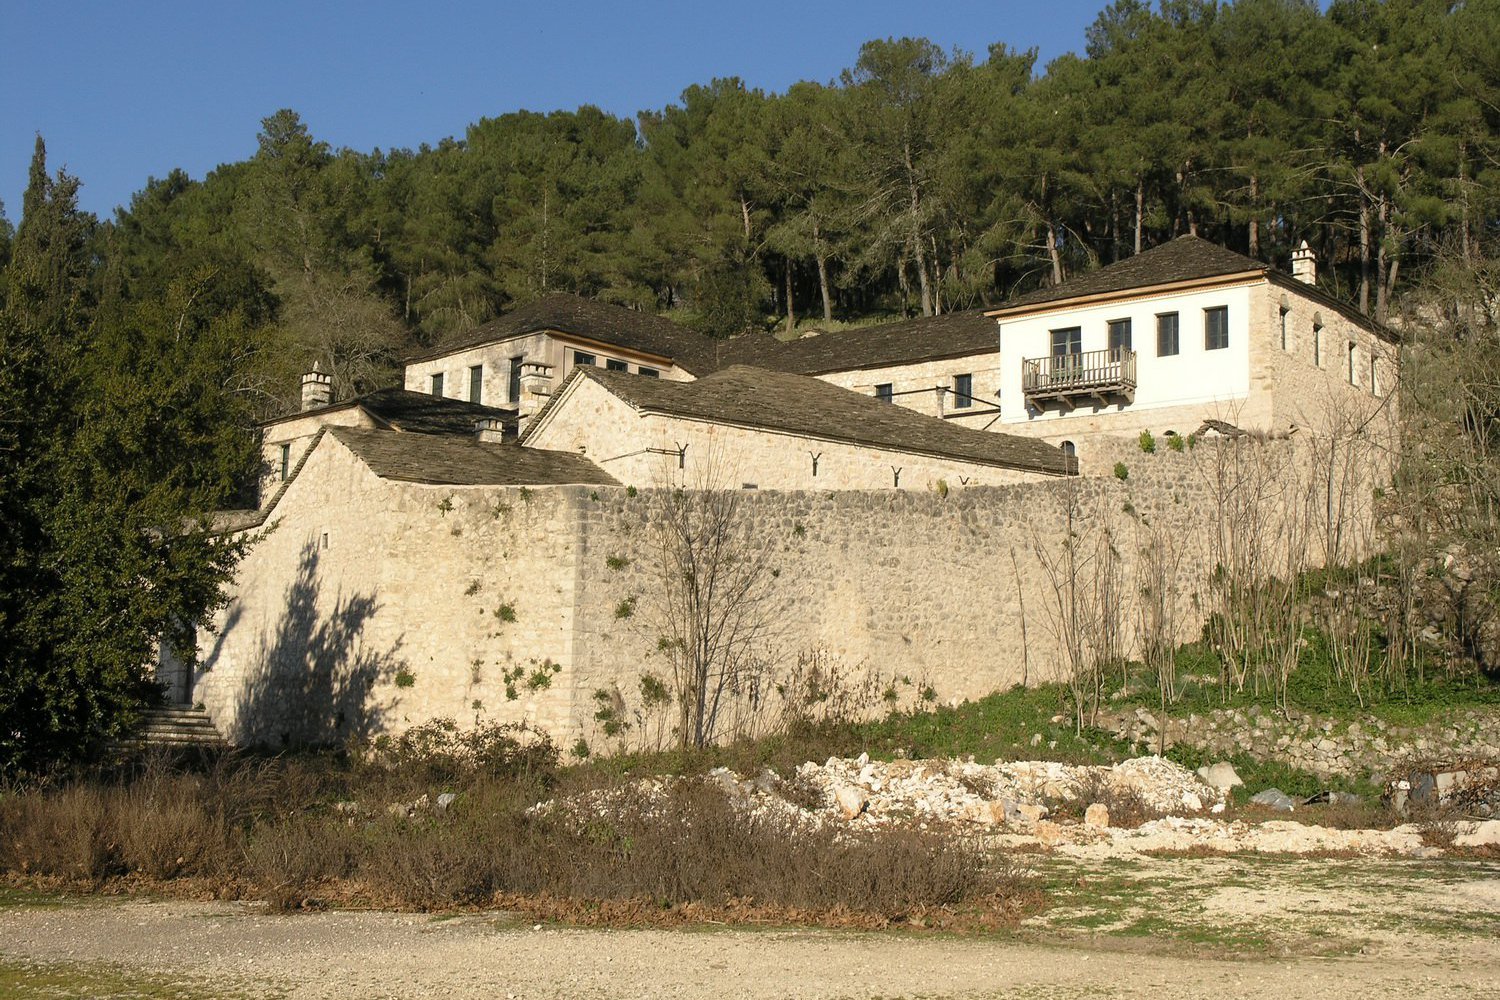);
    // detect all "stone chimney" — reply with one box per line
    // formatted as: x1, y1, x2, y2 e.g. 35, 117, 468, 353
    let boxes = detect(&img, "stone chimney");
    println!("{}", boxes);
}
516, 361, 555, 437
1291, 240, 1316, 285
474, 416, 507, 444
300, 362, 333, 411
